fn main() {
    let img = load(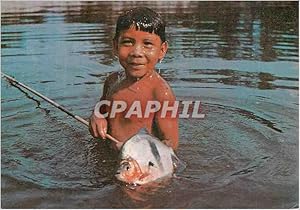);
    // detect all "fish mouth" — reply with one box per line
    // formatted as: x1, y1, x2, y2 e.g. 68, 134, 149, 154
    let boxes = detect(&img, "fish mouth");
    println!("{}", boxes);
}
115, 169, 122, 178
115, 173, 125, 182
115, 168, 123, 178
115, 173, 121, 178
